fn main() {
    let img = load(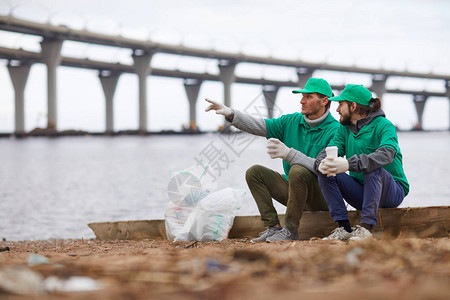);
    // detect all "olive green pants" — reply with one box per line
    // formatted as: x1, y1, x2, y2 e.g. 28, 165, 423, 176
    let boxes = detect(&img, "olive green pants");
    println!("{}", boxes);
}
245, 164, 328, 231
